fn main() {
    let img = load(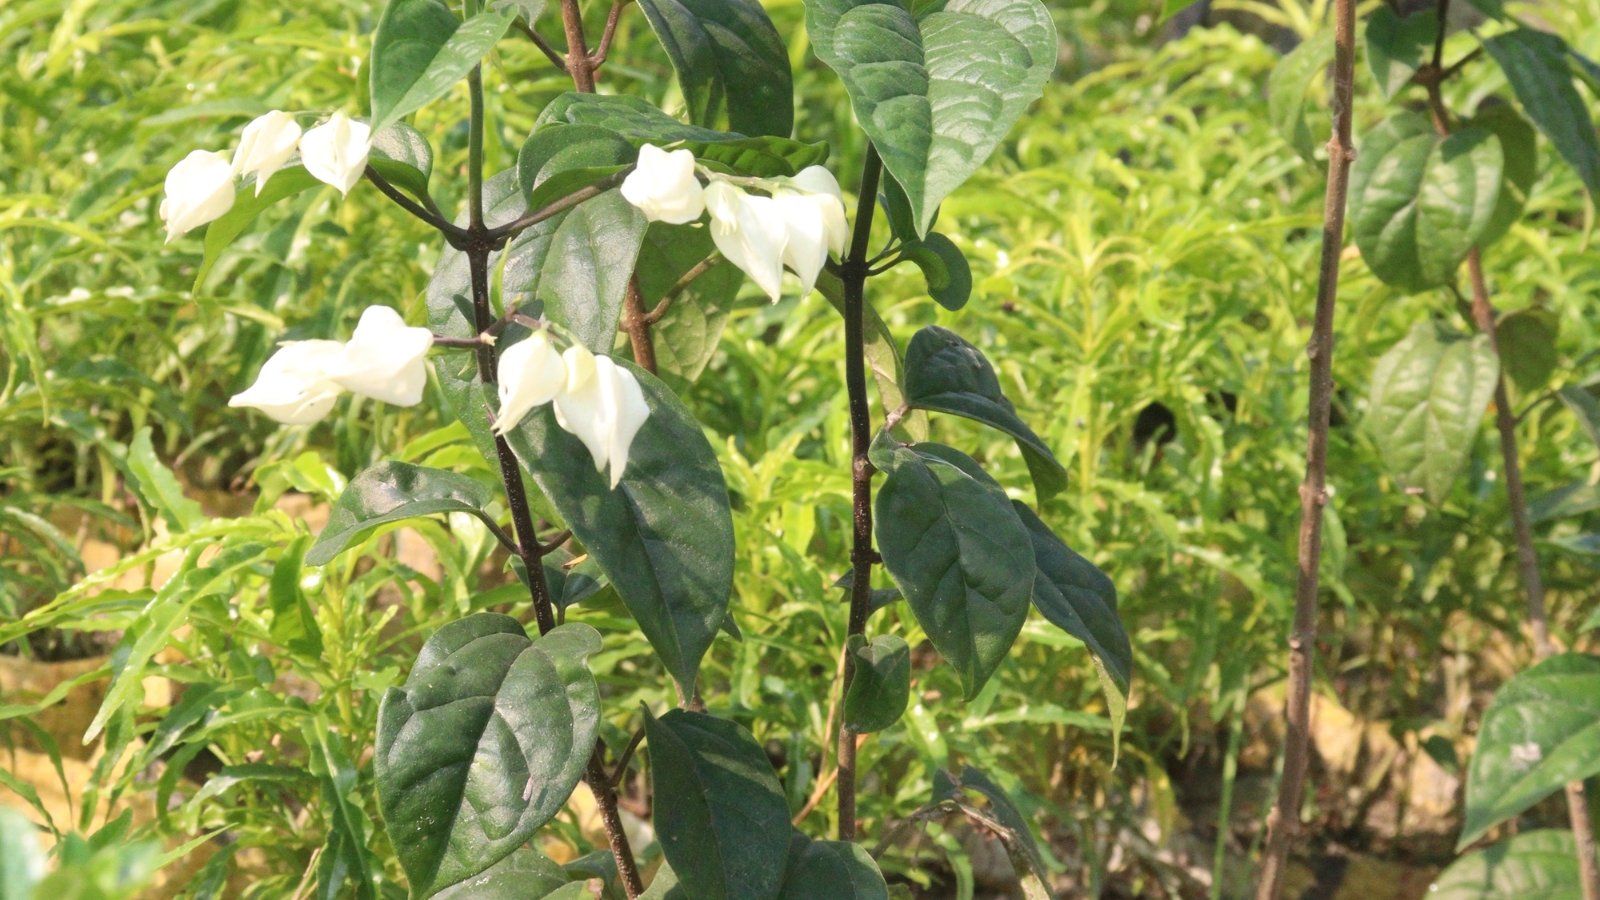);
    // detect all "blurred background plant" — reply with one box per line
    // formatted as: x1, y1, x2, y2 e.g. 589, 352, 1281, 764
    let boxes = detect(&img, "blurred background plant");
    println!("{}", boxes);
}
3, 0, 1599, 897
